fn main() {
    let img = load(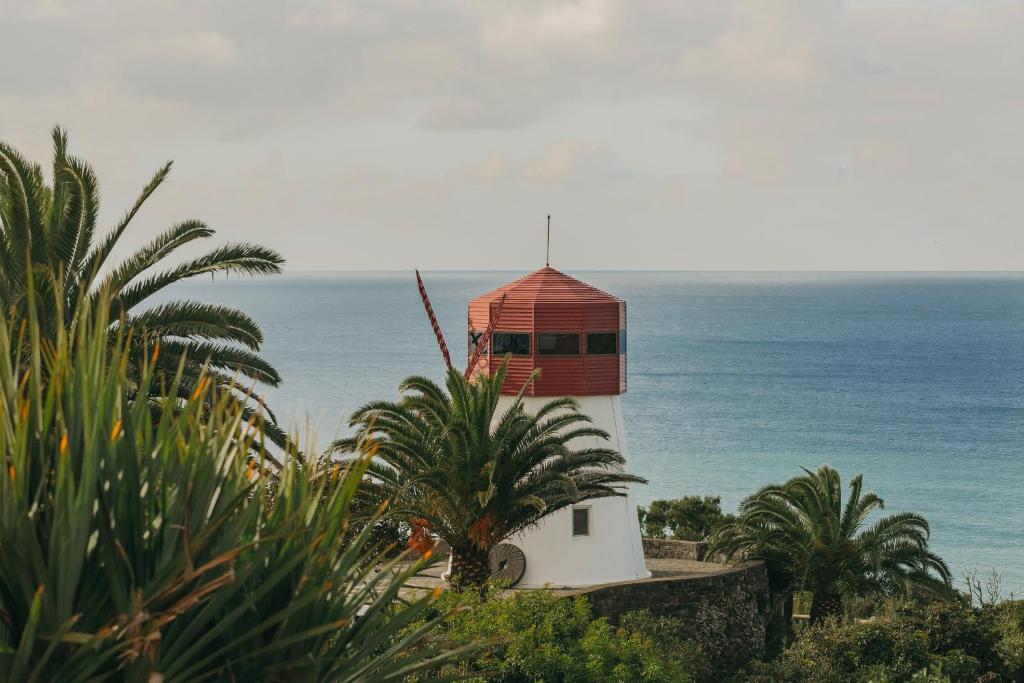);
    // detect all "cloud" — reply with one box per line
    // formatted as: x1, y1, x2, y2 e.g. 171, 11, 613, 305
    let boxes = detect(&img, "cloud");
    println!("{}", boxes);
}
680, 1, 822, 82
2, 0, 1023, 269
471, 152, 511, 182
482, 0, 617, 55
137, 30, 240, 68
0, 0, 70, 20
524, 140, 624, 182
